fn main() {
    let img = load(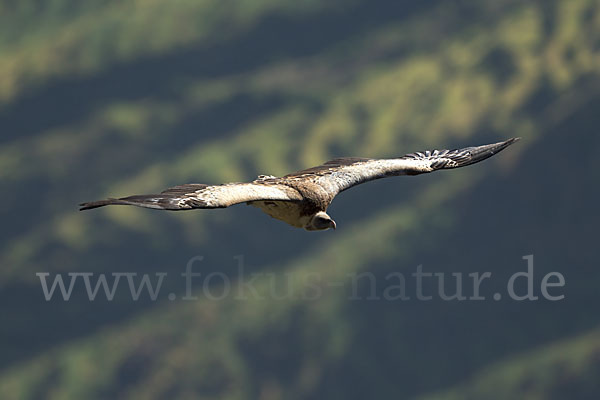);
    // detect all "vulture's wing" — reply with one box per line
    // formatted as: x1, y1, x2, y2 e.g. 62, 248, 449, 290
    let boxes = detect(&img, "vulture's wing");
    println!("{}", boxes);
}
80, 182, 302, 211
285, 138, 519, 197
